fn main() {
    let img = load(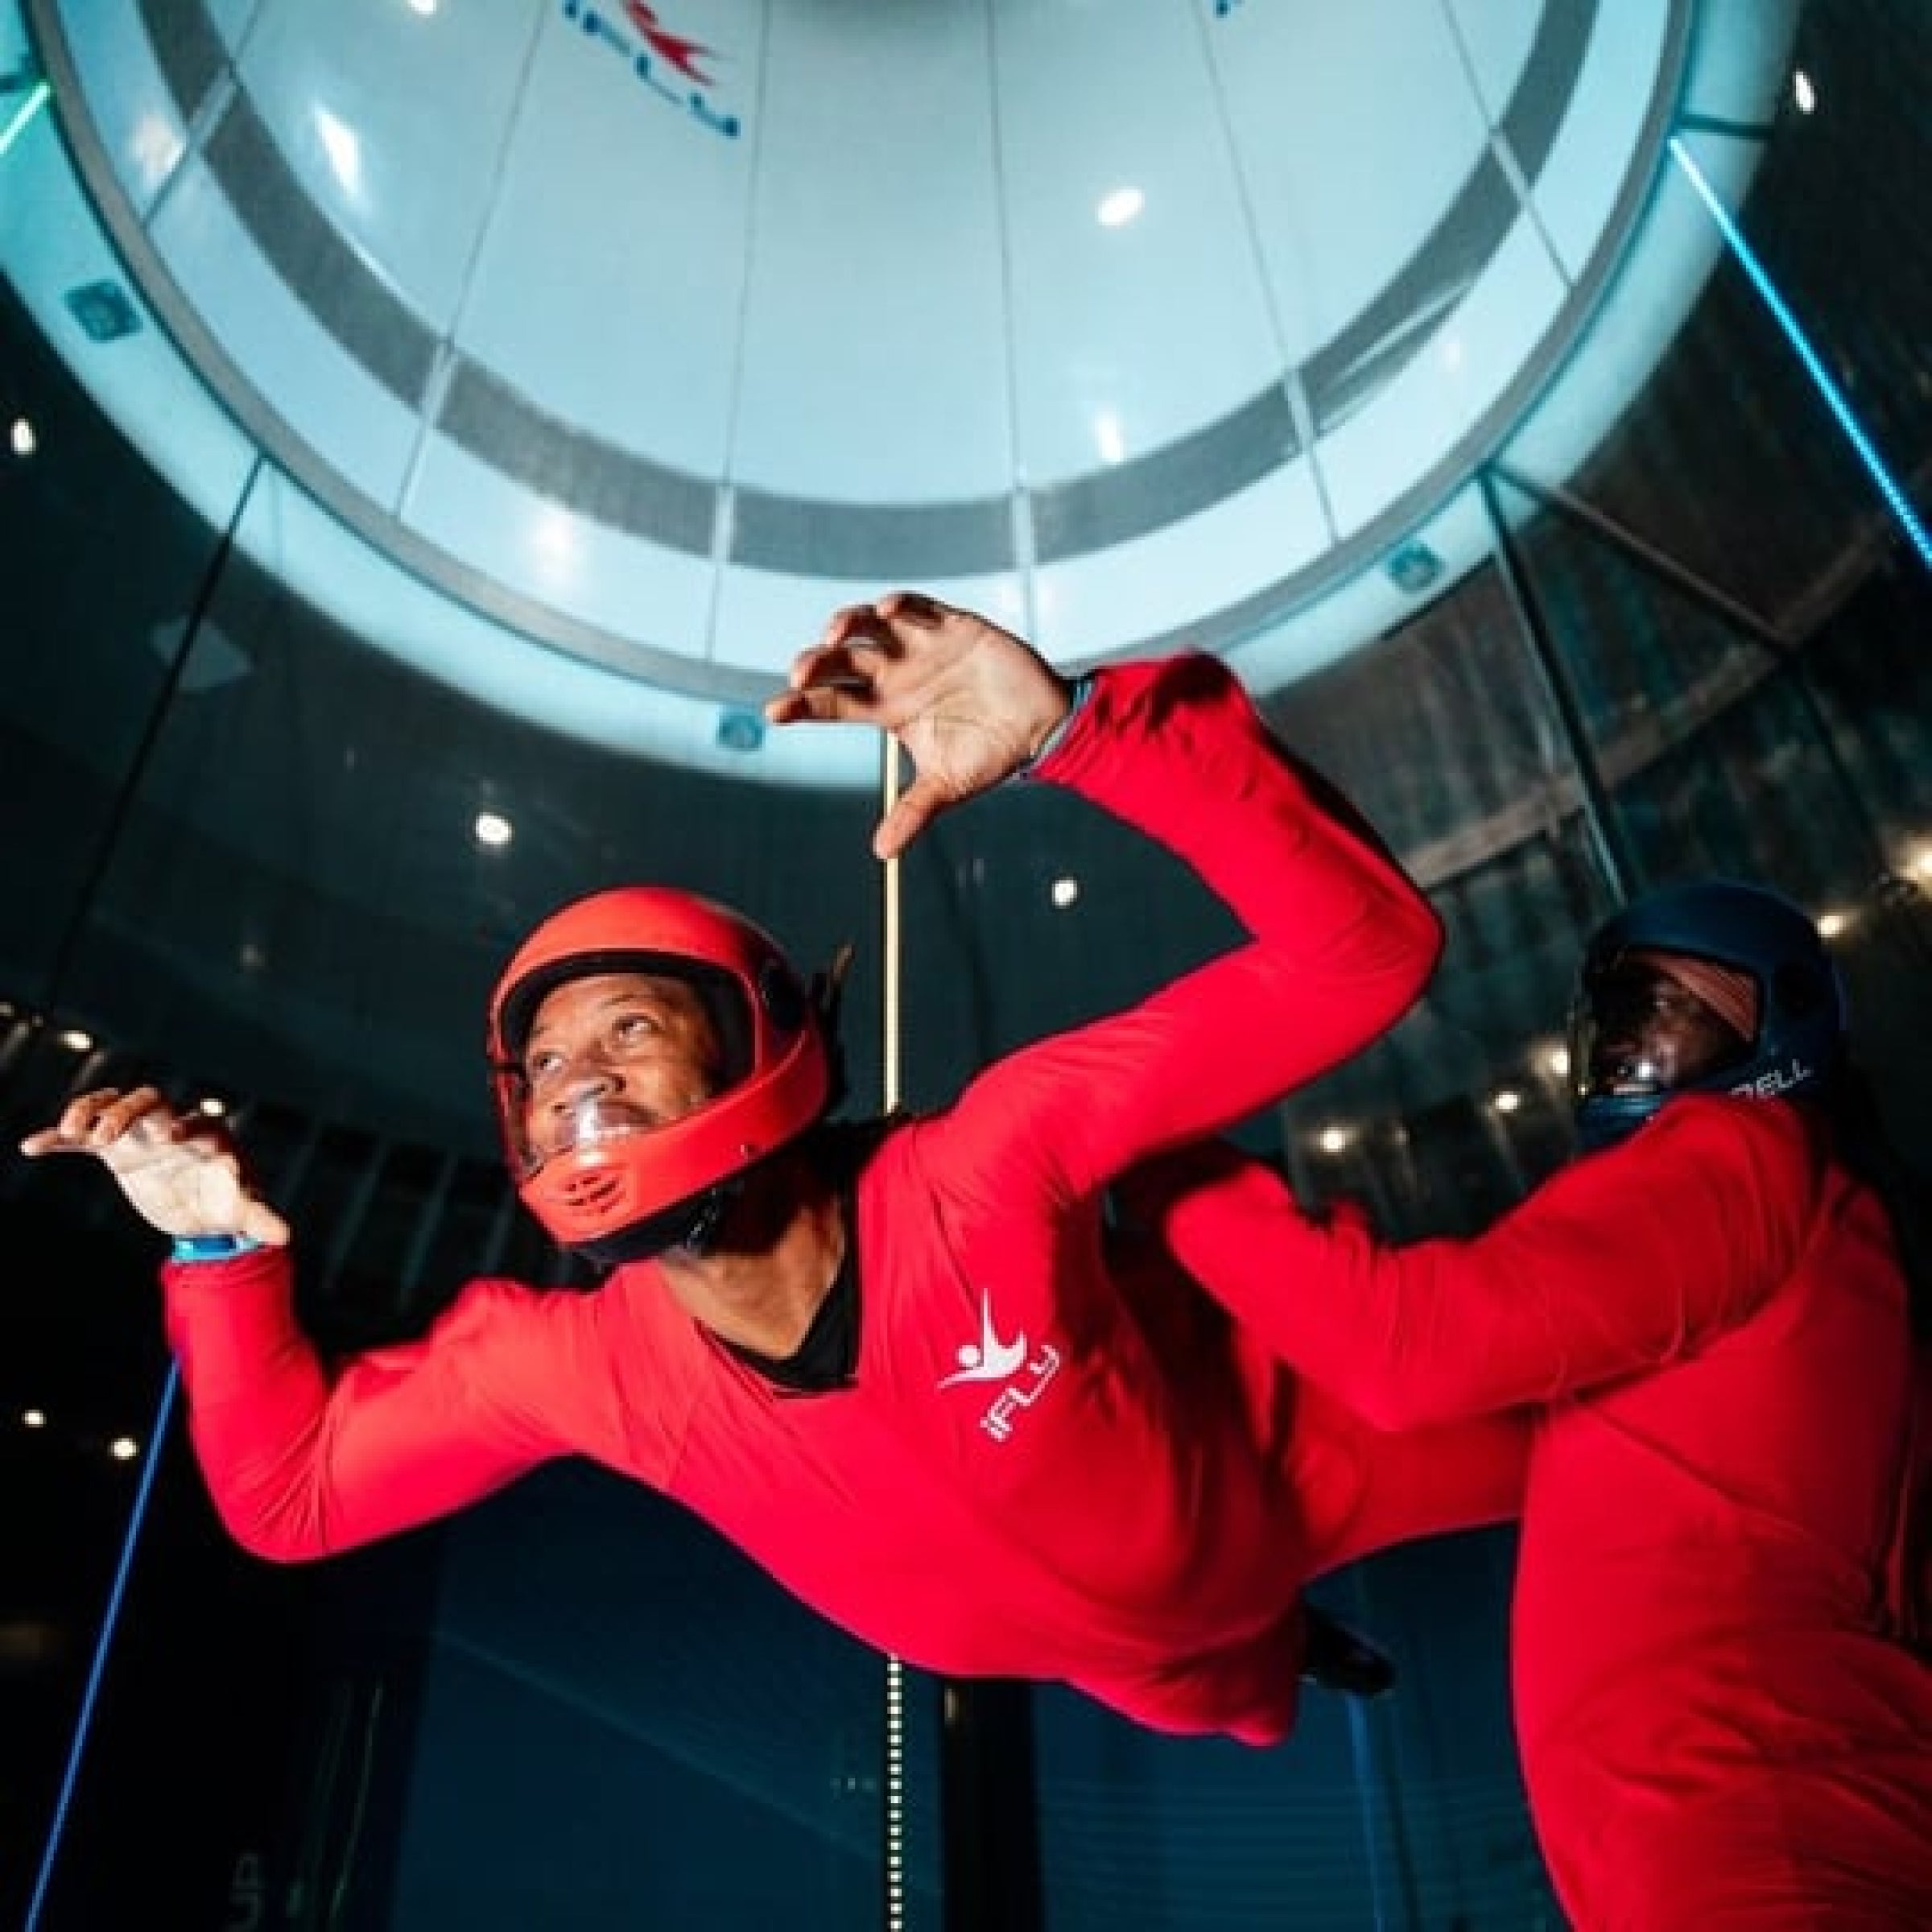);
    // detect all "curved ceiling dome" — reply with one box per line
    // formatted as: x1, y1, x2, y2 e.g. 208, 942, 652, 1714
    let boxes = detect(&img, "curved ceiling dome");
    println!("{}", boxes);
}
10, 0, 1794, 781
